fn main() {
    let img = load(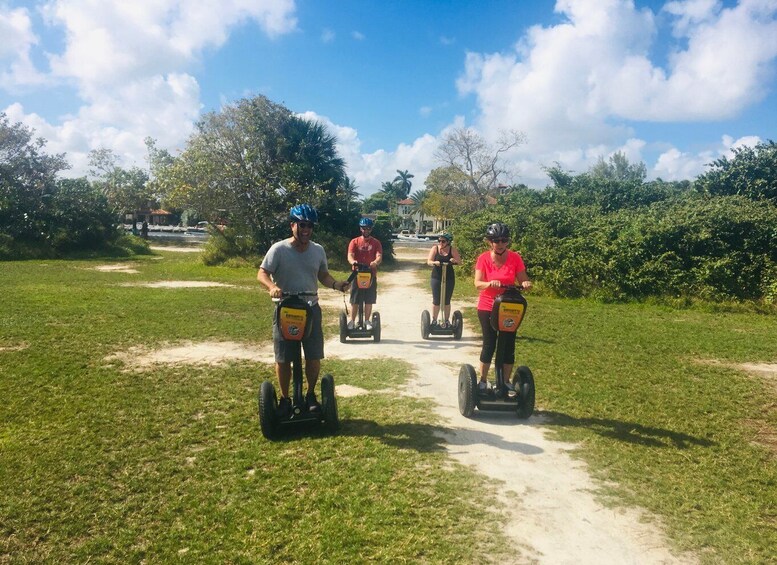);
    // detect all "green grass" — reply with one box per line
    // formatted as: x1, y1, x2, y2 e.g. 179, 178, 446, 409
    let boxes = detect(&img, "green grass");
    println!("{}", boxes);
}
2, 249, 776, 563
